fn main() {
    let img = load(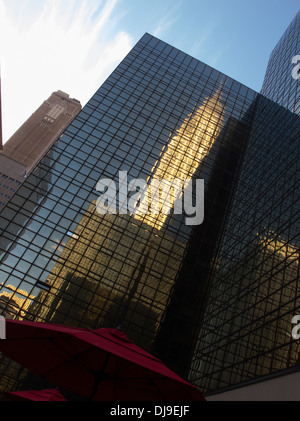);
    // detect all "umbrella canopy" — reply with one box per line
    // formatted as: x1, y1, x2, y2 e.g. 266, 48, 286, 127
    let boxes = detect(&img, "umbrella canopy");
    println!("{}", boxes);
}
0, 319, 205, 401
2, 388, 66, 401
